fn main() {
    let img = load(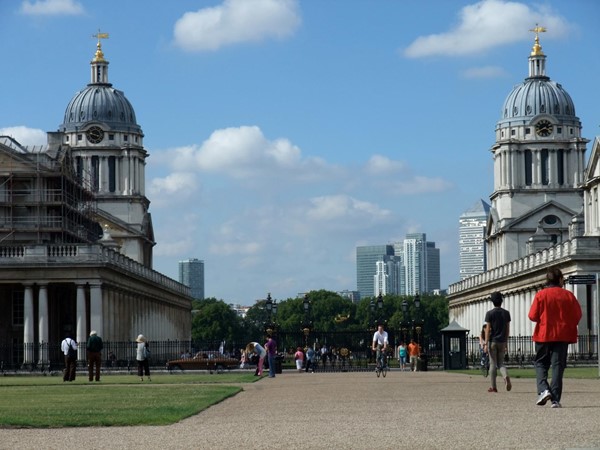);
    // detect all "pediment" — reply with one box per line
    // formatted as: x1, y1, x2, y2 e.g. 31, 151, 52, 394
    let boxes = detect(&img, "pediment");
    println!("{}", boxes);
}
503, 200, 576, 231
585, 137, 600, 182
